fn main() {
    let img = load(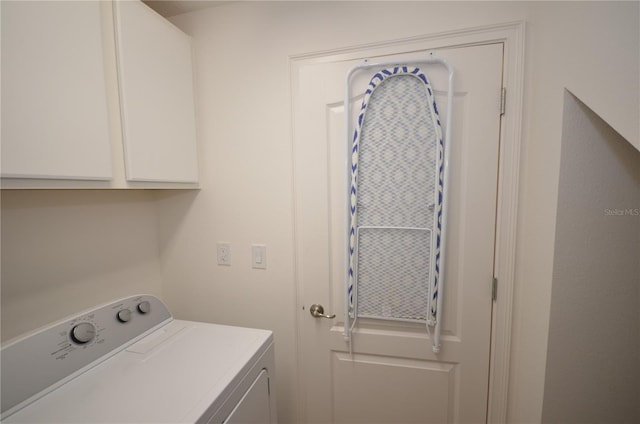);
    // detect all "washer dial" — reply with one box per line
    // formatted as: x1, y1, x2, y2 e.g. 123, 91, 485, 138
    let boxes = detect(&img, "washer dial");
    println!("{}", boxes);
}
117, 309, 132, 323
137, 301, 151, 314
70, 322, 96, 344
